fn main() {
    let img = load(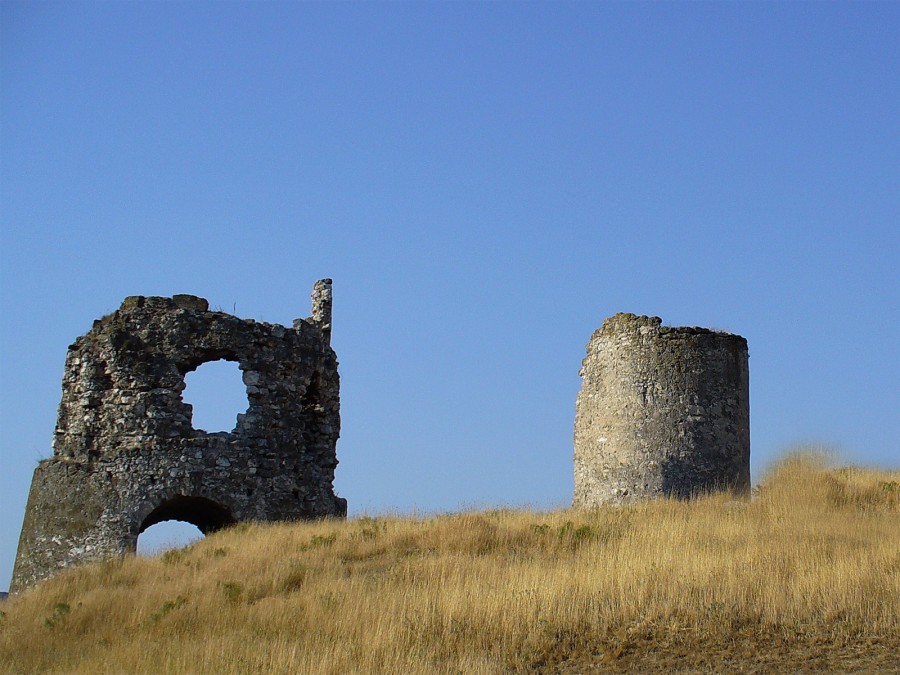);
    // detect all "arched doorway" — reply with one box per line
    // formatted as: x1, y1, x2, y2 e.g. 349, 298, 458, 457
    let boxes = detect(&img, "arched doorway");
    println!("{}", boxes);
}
138, 521, 204, 556
136, 495, 235, 555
